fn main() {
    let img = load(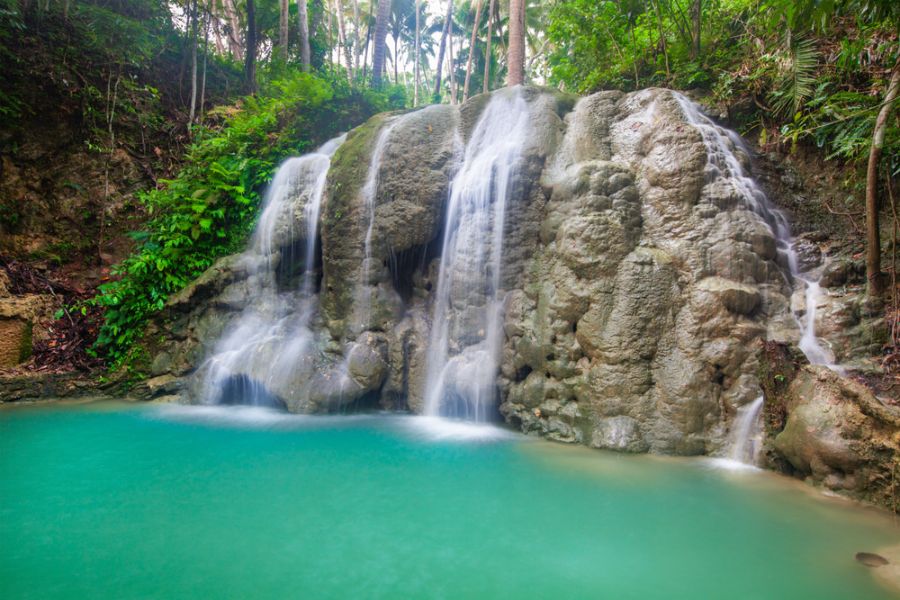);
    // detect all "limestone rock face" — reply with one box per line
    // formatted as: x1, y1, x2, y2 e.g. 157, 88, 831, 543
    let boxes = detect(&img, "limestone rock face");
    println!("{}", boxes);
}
769, 365, 900, 506
149, 87, 831, 457
500, 89, 789, 455
320, 106, 459, 339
